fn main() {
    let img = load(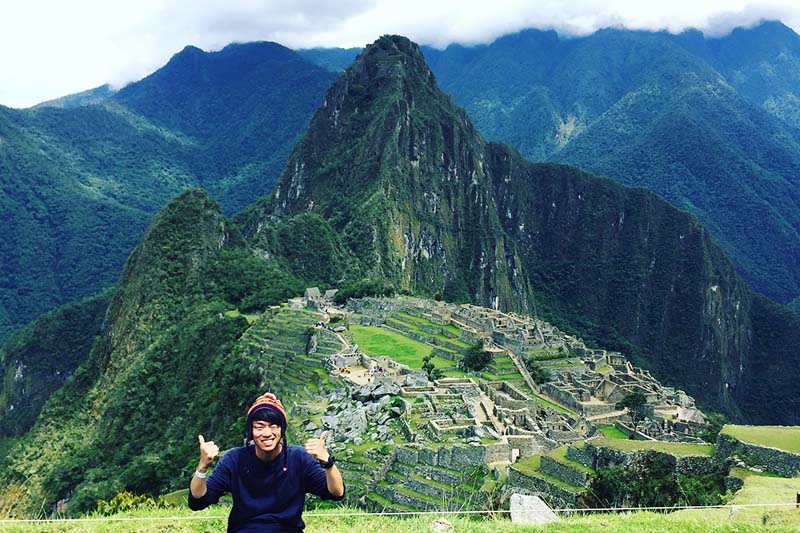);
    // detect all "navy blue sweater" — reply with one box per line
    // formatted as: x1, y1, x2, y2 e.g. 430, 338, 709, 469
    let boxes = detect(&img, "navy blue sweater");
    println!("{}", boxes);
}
188, 444, 344, 532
